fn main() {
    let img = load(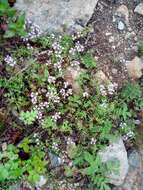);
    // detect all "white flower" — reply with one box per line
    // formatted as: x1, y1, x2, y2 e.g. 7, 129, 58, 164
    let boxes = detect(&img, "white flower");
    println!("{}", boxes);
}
83, 92, 89, 98
52, 112, 61, 122
91, 138, 97, 145
64, 82, 69, 88
48, 76, 56, 84
107, 82, 118, 95
69, 48, 76, 56
75, 41, 84, 52
71, 60, 80, 67
99, 84, 107, 96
